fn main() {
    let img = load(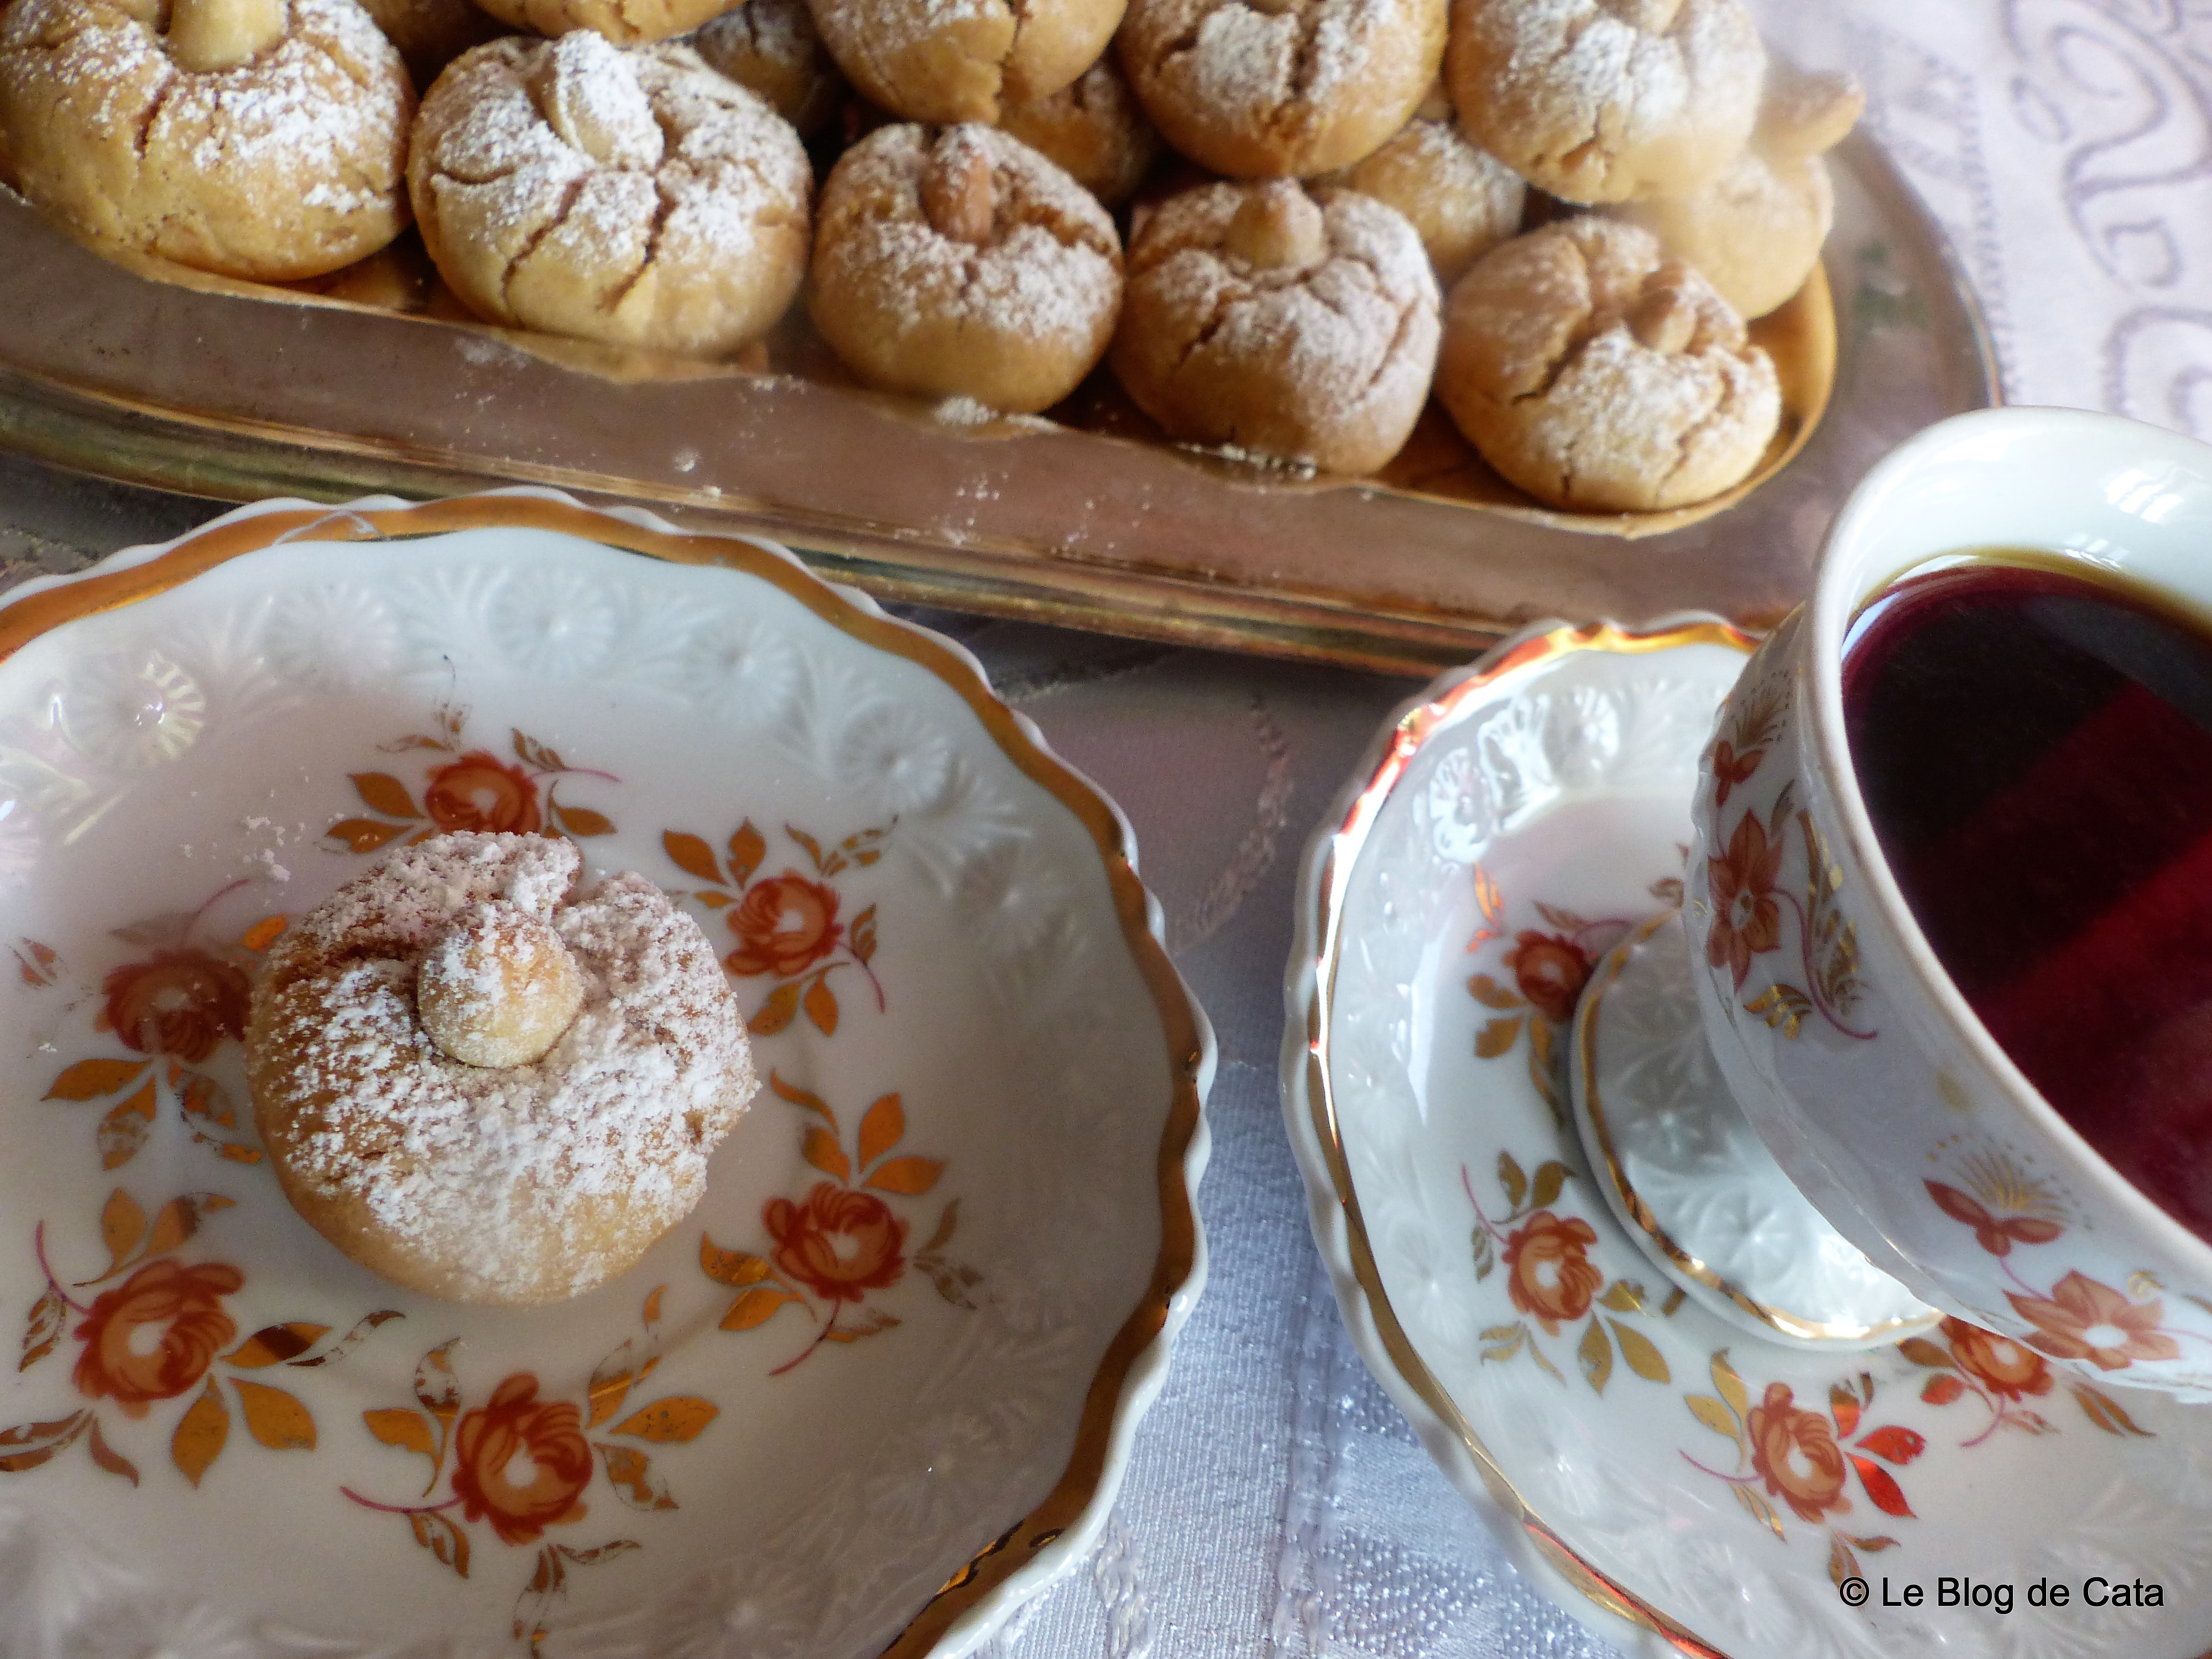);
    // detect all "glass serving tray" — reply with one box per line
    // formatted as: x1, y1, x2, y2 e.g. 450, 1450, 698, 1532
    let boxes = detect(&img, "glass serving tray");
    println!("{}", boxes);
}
0, 132, 1996, 675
